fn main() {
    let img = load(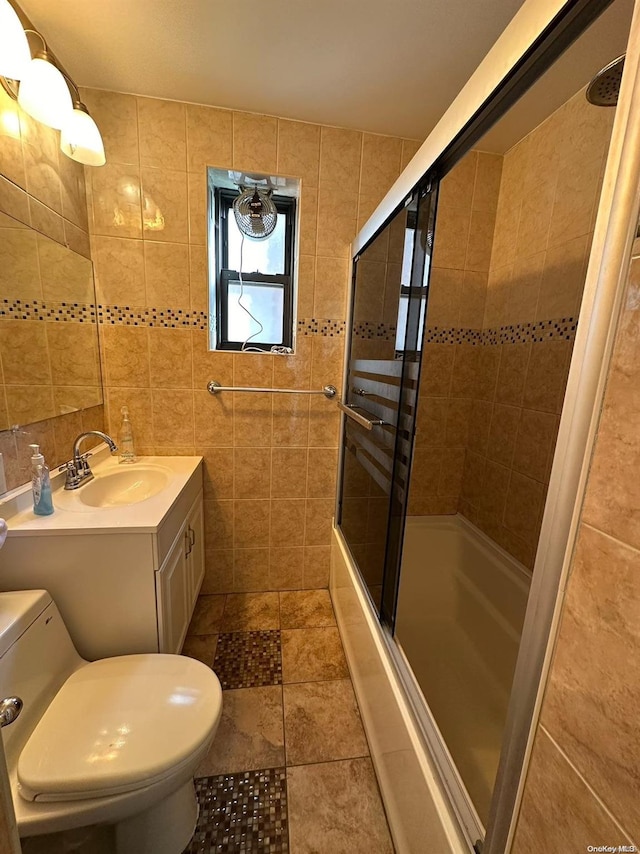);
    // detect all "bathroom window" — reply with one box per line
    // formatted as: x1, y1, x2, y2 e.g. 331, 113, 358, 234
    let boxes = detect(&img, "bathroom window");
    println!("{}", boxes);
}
208, 170, 299, 352
394, 209, 427, 351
